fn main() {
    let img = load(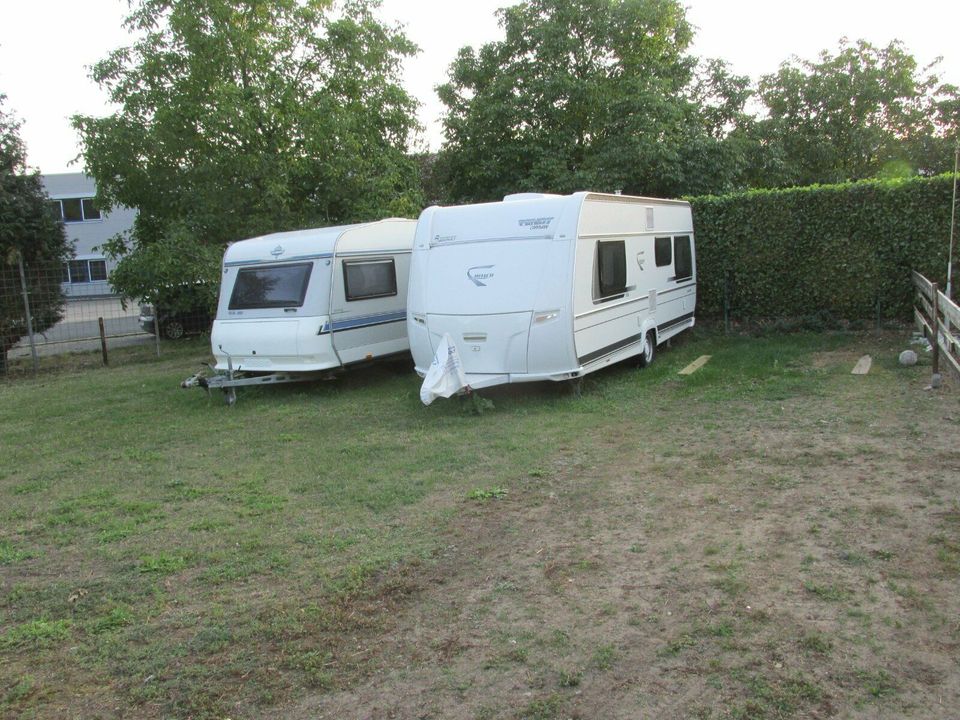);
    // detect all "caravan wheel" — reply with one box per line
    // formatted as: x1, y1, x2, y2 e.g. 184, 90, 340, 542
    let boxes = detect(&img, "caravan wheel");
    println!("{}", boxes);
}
638, 331, 655, 368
